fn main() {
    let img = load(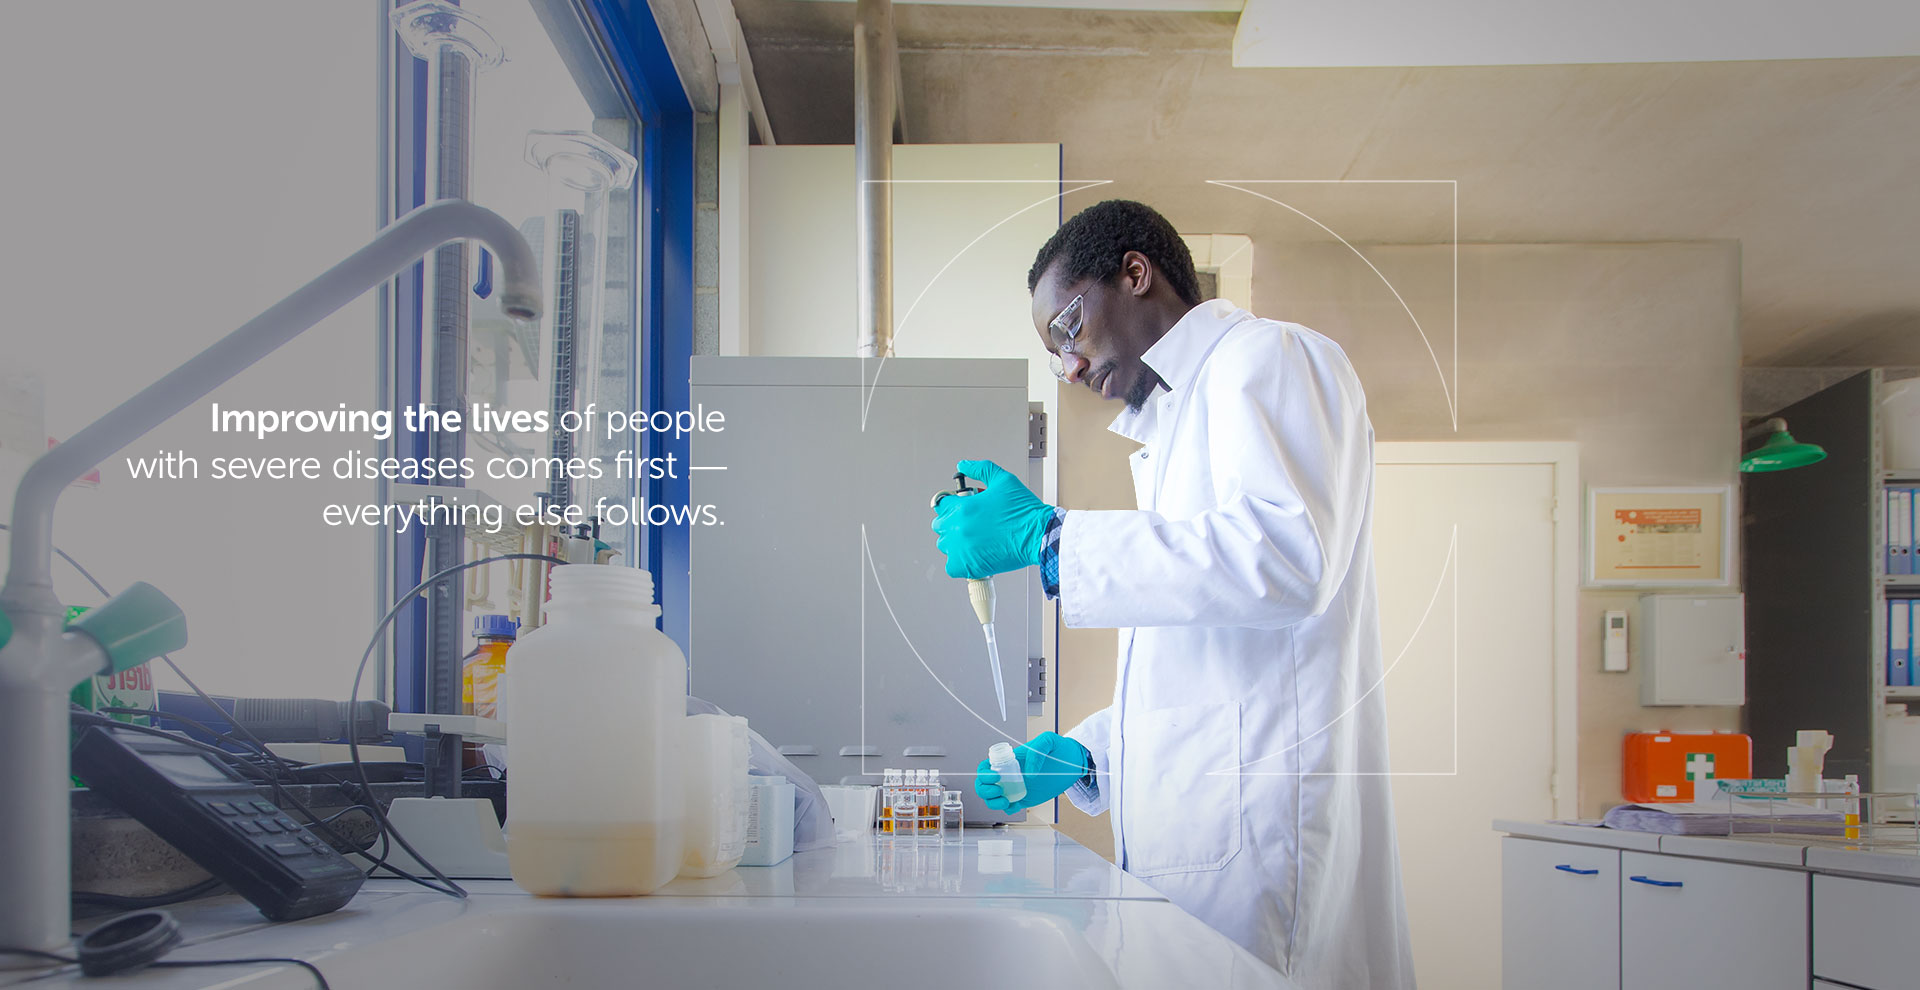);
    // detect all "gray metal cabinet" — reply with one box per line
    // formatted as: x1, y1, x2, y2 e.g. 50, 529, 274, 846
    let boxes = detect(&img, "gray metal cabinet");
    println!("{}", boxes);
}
1812, 873, 1920, 989
1501, 837, 1620, 990
688, 357, 1037, 822
1619, 851, 1807, 990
